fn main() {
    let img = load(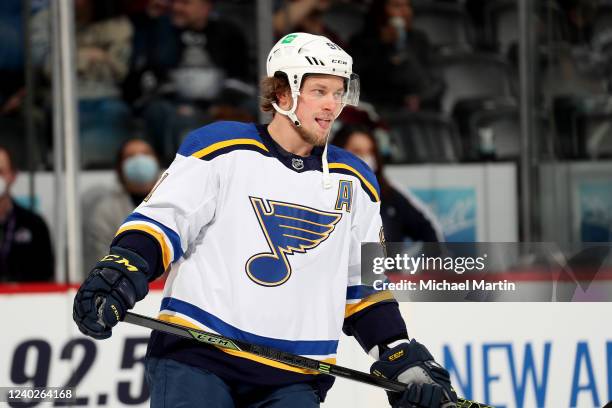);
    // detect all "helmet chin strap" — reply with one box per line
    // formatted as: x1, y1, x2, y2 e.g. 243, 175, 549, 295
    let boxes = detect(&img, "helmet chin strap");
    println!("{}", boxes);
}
272, 93, 301, 127
321, 135, 332, 189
